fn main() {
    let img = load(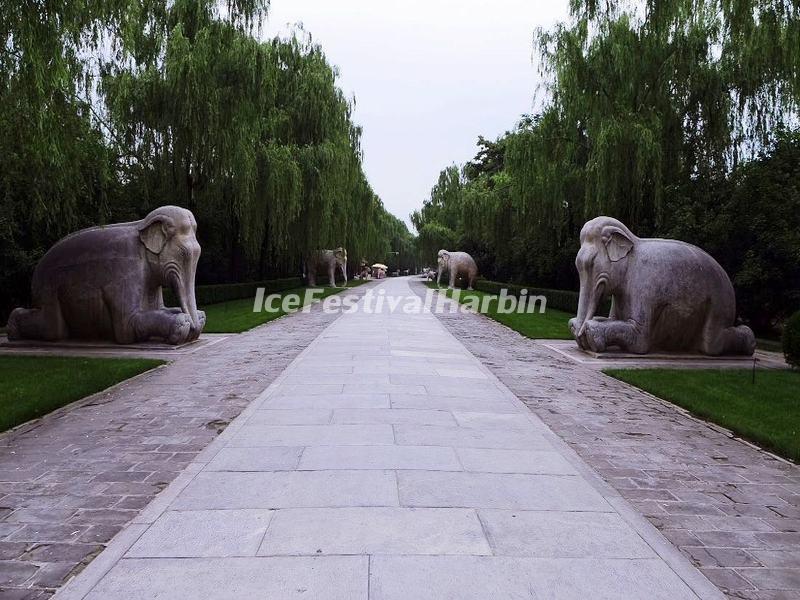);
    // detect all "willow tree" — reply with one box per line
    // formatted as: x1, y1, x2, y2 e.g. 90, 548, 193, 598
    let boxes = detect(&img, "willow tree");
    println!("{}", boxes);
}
530, 0, 800, 234
102, 2, 406, 282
